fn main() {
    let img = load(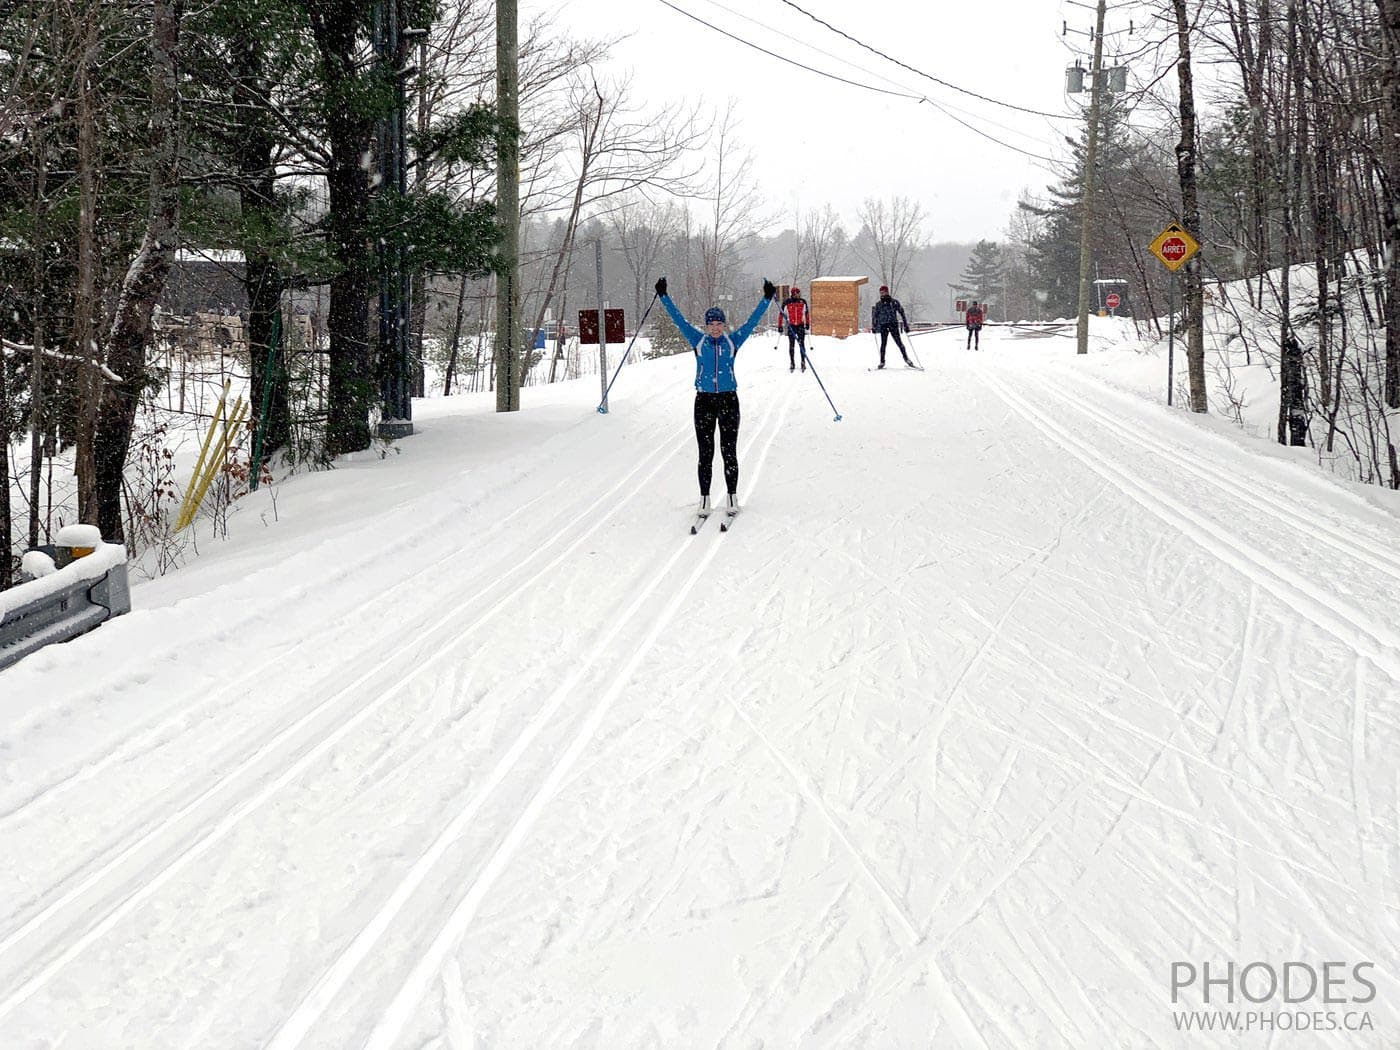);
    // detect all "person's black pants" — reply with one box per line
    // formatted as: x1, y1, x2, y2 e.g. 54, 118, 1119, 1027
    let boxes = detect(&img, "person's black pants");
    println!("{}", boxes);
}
787, 325, 807, 368
967, 323, 982, 349
694, 390, 740, 496
877, 325, 908, 362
